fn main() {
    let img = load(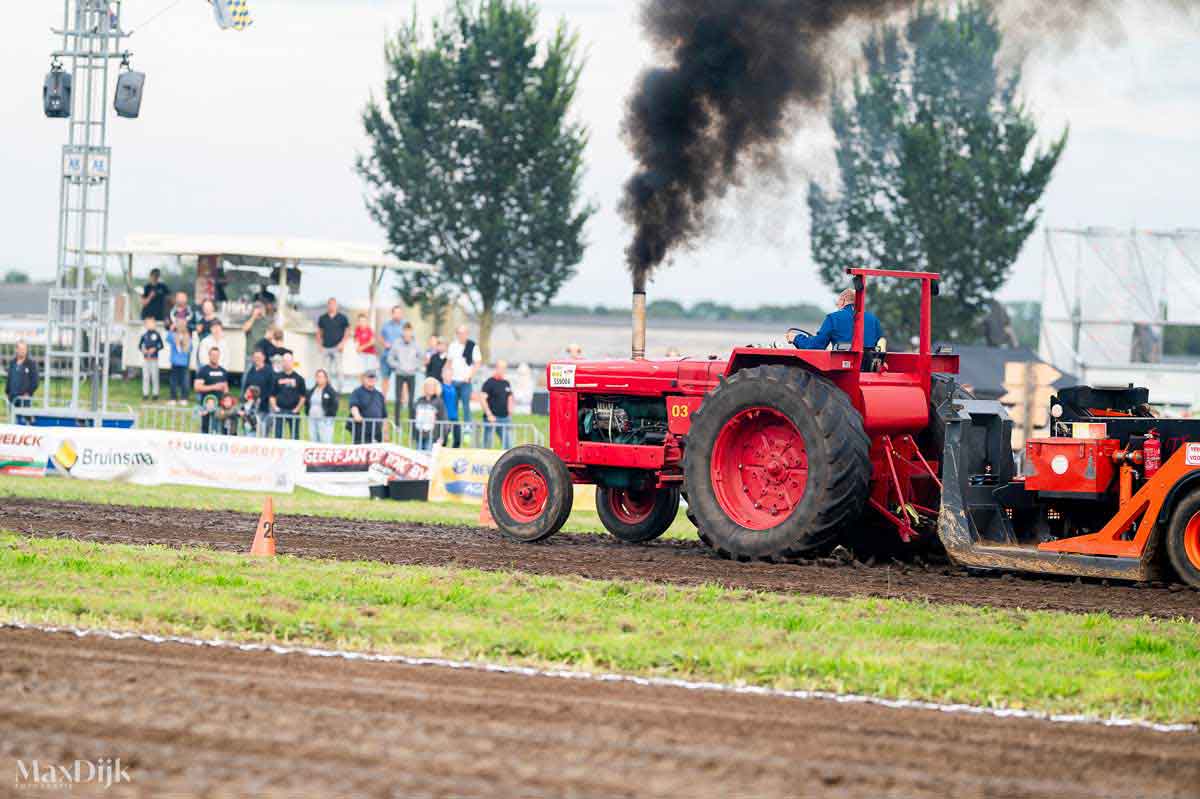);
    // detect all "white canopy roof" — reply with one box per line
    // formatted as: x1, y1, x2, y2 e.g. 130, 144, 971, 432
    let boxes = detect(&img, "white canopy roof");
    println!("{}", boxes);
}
117, 233, 432, 273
